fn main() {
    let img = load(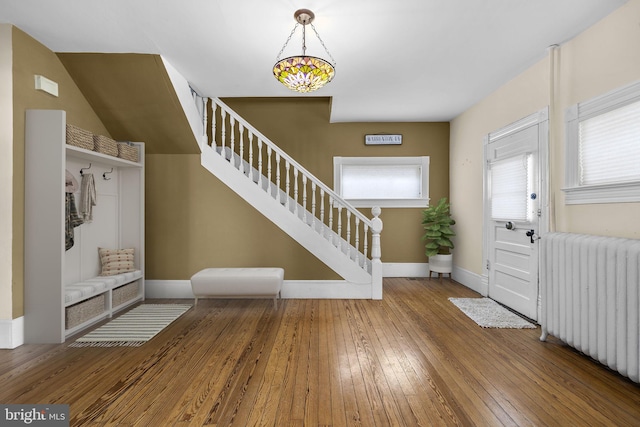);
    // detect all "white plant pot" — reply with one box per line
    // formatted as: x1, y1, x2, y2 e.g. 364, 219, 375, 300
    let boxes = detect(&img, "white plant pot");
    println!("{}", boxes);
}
429, 254, 453, 273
